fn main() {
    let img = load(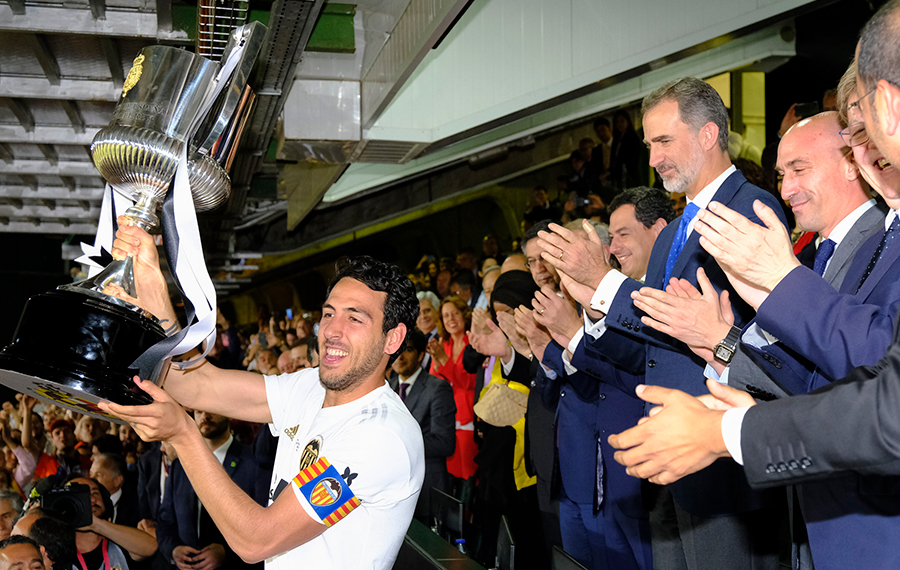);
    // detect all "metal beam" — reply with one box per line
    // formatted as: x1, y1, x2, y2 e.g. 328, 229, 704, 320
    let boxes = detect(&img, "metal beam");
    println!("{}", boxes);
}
0, 126, 98, 146
0, 204, 98, 218
59, 177, 78, 192
37, 144, 58, 165
0, 219, 99, 234
0, 144, 12, 163
156, 0, 173, 33
0, 160, 102, 177
0, 5, 190, 40
61, 101, 87, 134
99, 38, 123, 89
6, 0, 24, 15
2, 98, 34, 132
26, 34, 61, 86
0, 185, 104, 200
18, 175, 37, 190
89, 0, 105, 20
0, 78, 117, 101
